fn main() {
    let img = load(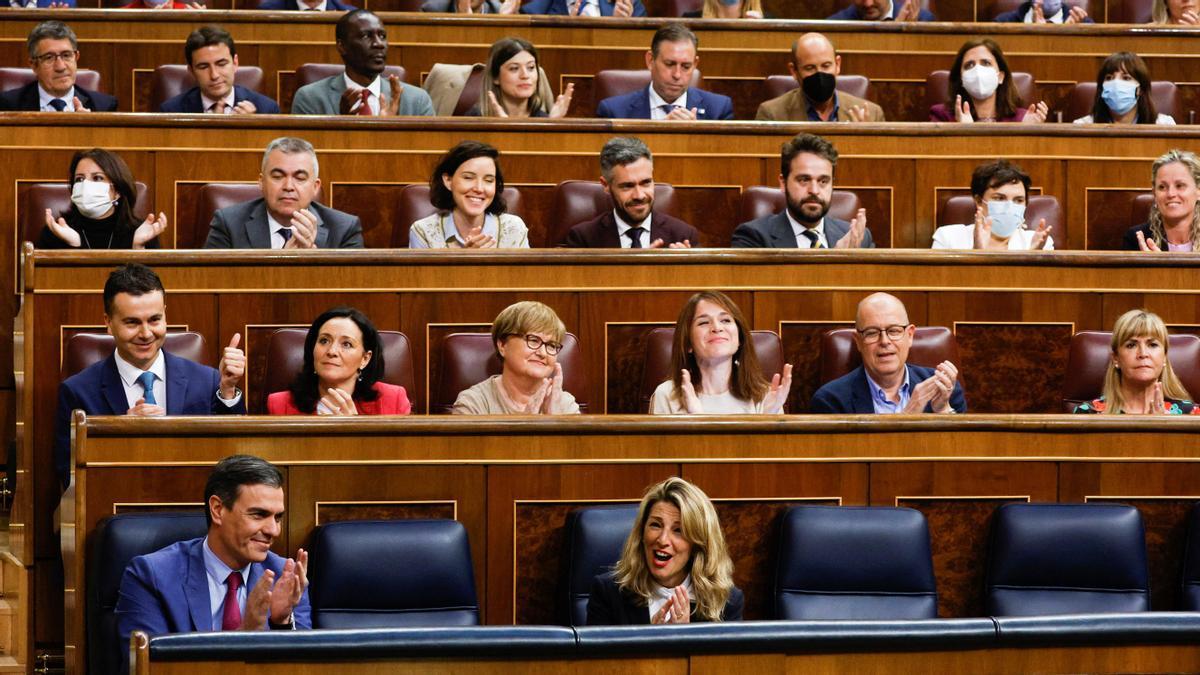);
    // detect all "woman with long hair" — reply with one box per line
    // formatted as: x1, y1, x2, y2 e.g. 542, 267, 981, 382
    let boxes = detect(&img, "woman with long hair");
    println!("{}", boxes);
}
1074, 309, 1198, 415
1124, 149, 1200, 252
